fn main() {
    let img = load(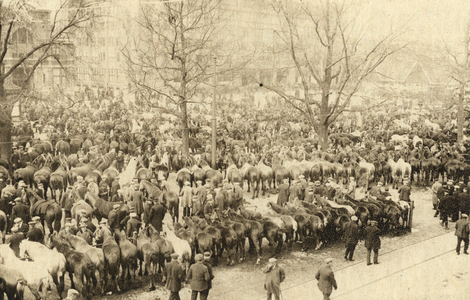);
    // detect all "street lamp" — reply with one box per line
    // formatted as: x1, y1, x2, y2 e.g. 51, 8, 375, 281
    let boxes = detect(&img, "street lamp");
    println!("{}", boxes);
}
212, 56, 217, 169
